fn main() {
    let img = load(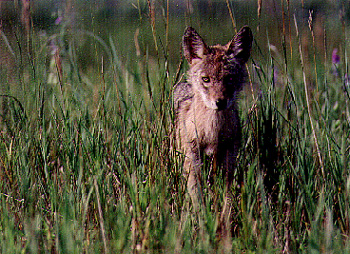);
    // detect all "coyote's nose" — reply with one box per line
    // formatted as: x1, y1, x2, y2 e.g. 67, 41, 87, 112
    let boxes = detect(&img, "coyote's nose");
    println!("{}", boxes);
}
216, 99, 227, 110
